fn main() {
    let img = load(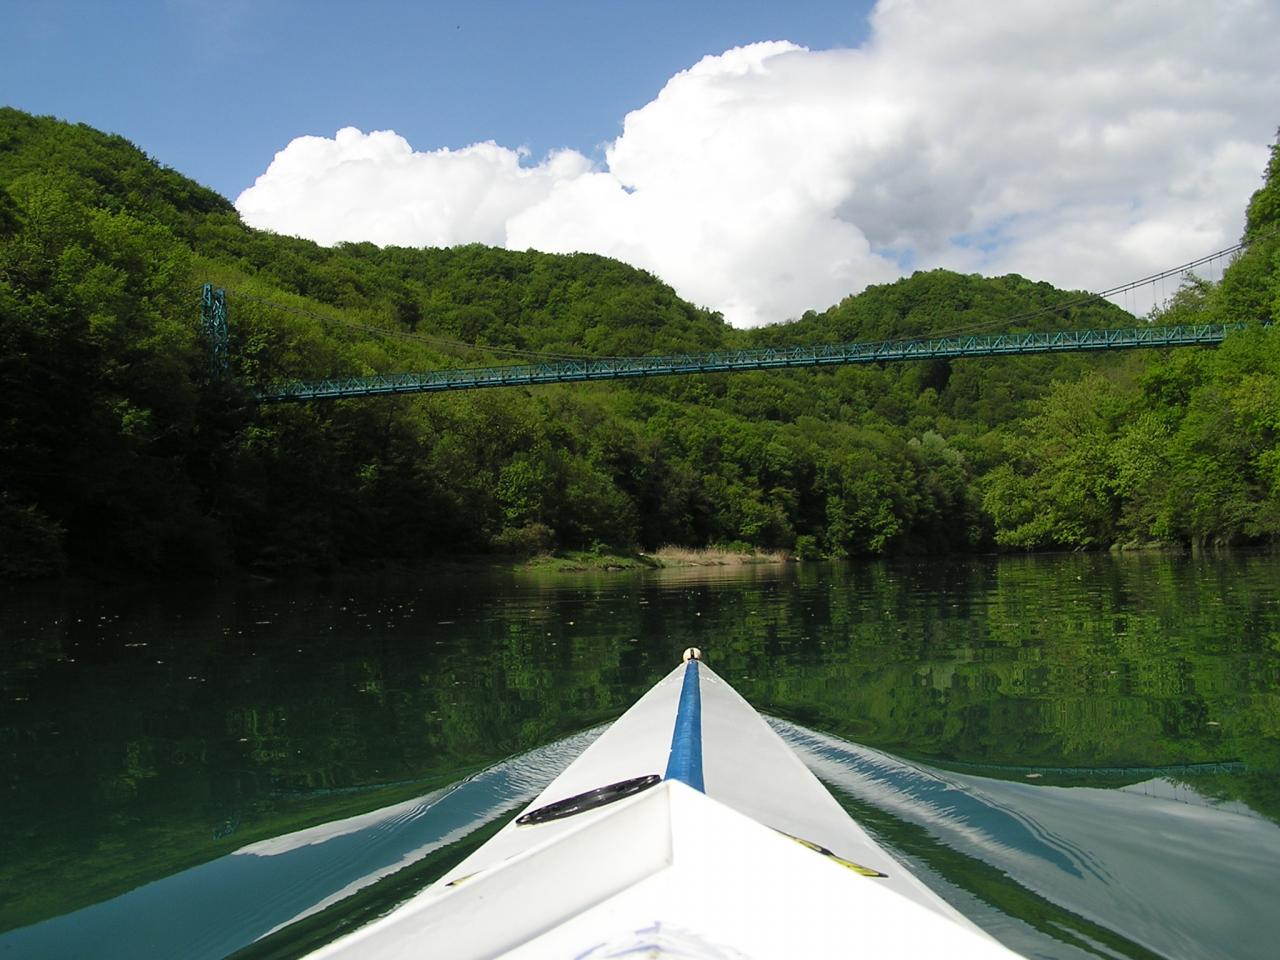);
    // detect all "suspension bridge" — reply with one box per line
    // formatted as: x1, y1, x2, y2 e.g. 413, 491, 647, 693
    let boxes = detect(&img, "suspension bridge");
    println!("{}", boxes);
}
198, 242, 1257, 403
